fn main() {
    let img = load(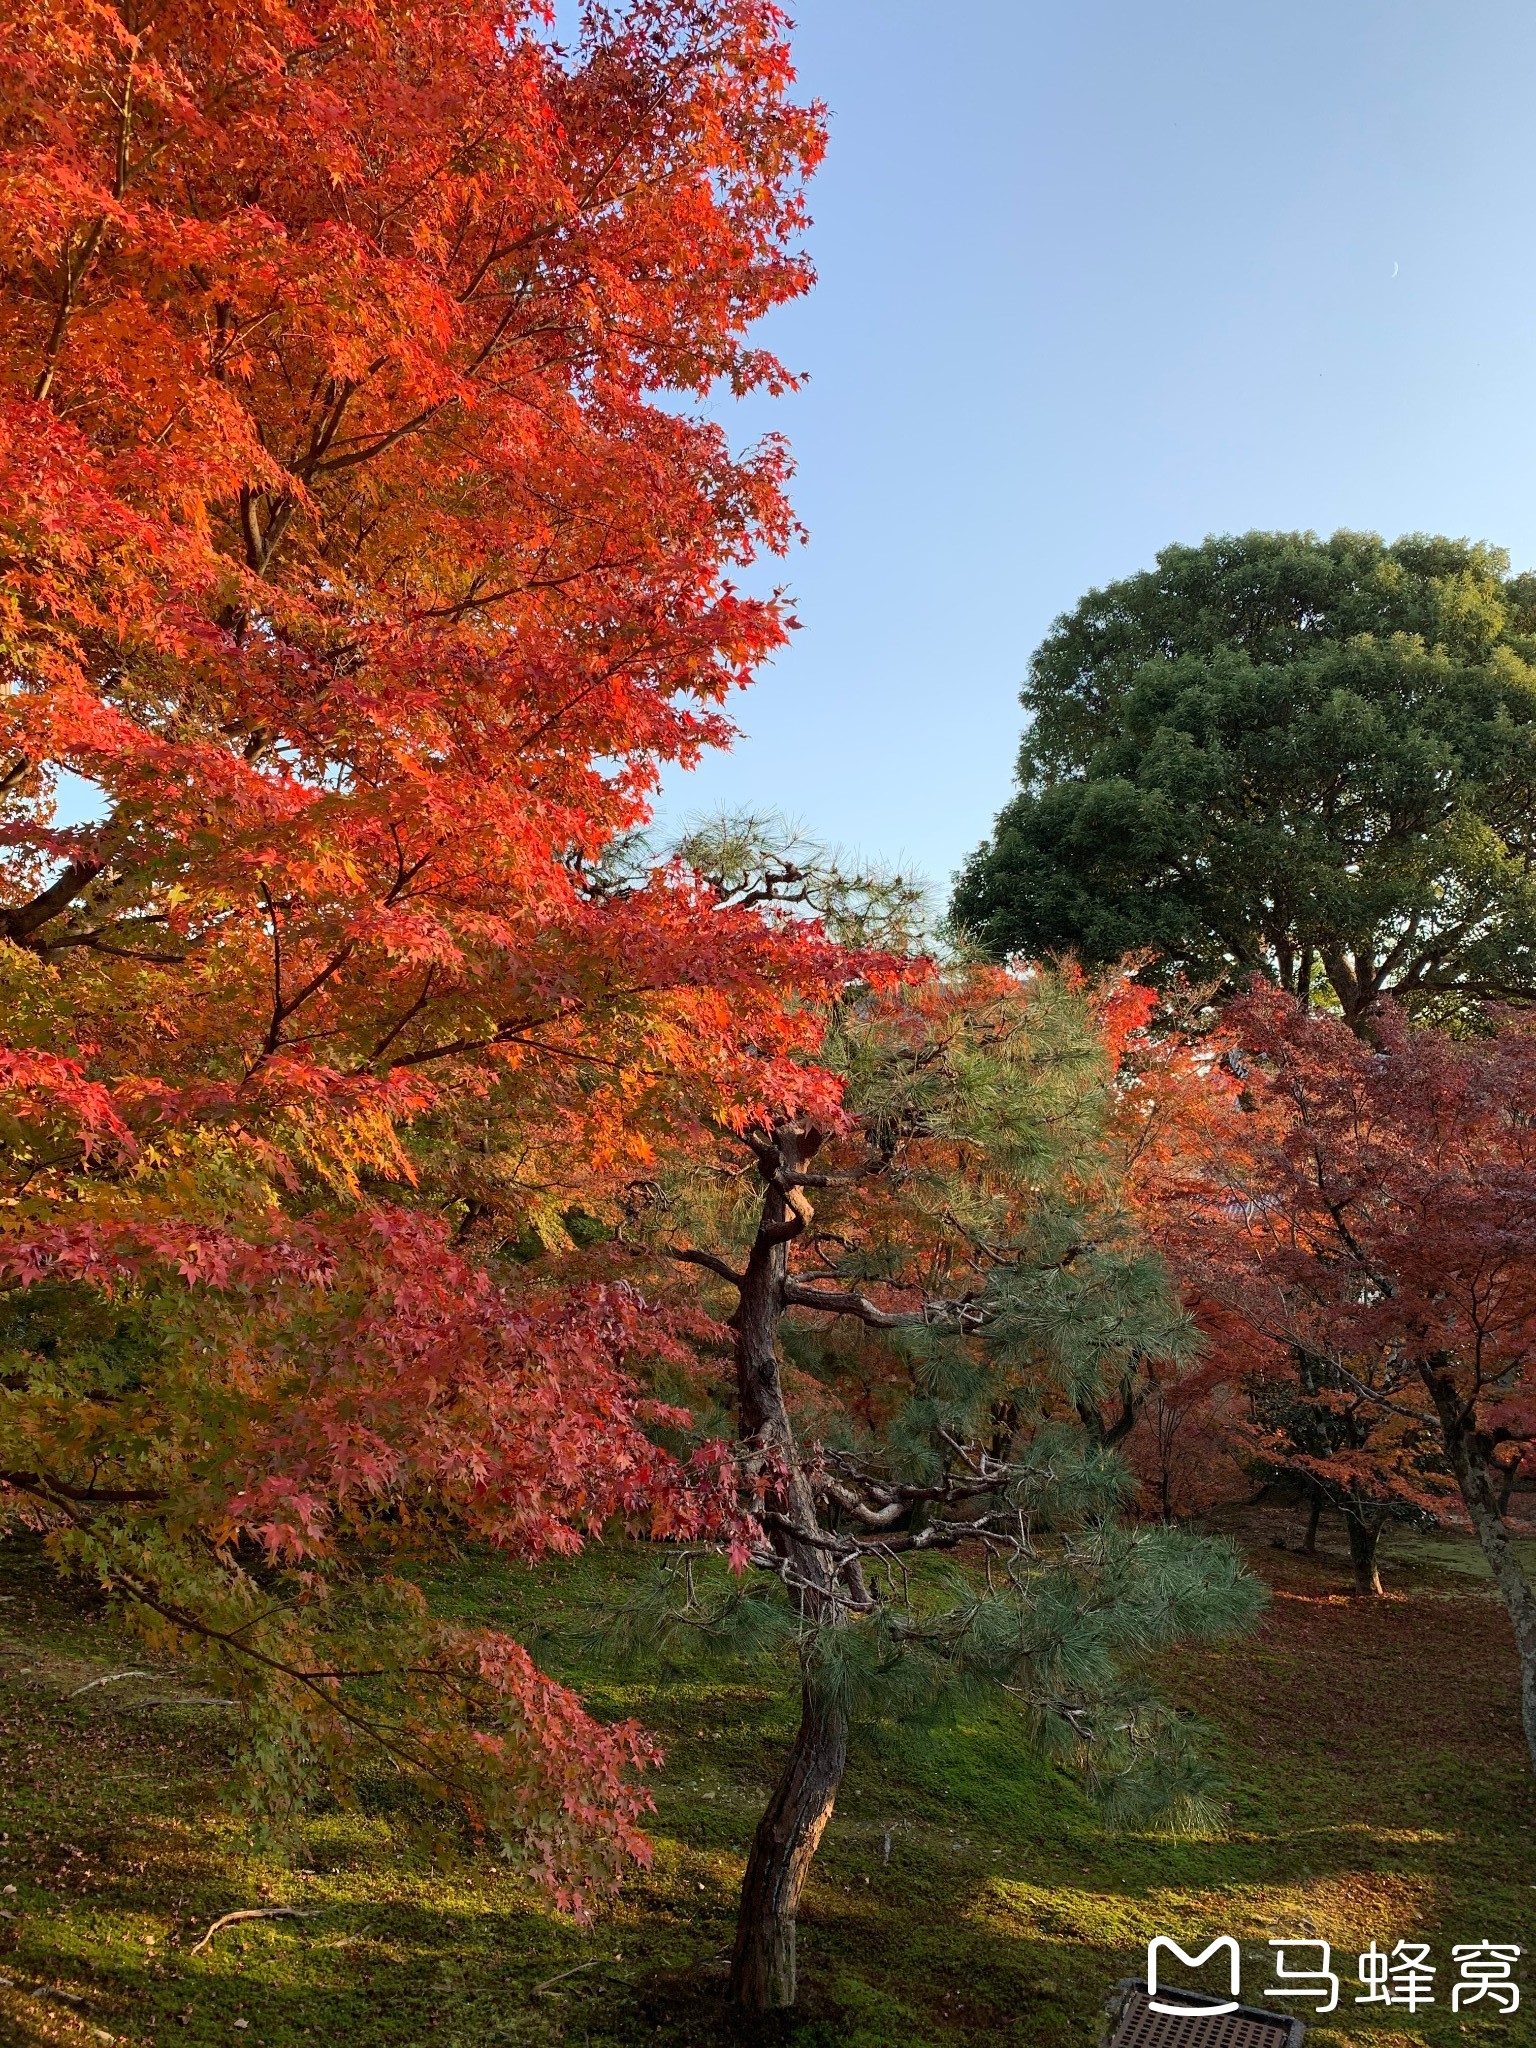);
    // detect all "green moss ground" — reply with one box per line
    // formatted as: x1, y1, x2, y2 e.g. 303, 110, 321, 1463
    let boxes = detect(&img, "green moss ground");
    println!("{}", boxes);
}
1, 1509, 1532, 2048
